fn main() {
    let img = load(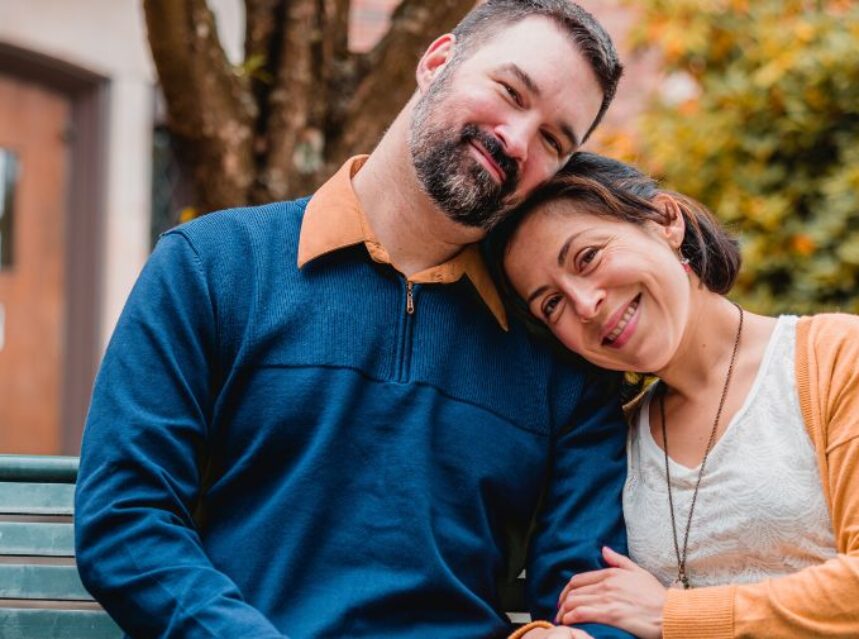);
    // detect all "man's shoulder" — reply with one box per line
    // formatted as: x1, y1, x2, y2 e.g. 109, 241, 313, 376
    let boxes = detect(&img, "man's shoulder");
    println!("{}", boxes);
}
166, 197, 311, 245
153, 197, 311, 273
147, 198, 312, 294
